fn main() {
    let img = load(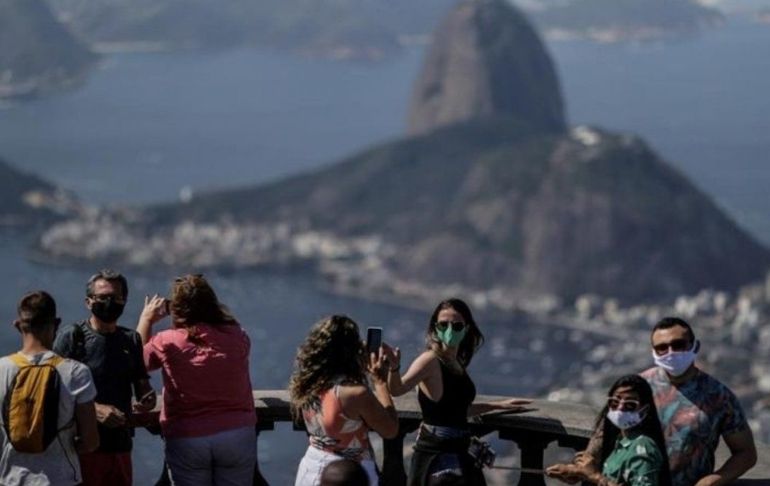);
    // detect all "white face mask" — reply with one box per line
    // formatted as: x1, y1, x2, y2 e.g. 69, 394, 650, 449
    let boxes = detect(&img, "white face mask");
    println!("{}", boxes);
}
607, 408, 645, 430
652, 341, 699, 377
